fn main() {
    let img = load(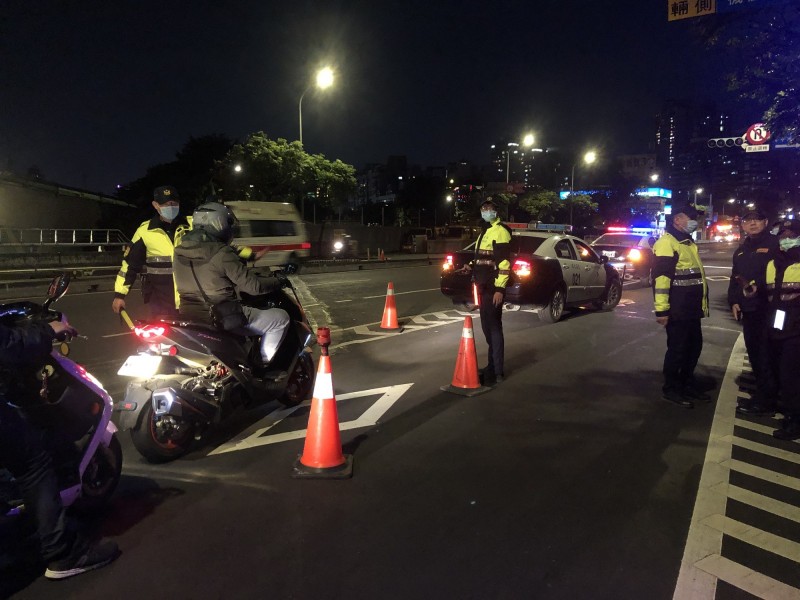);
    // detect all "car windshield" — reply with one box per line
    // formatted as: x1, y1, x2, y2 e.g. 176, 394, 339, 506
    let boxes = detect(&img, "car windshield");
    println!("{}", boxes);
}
593, 234, 642, 246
